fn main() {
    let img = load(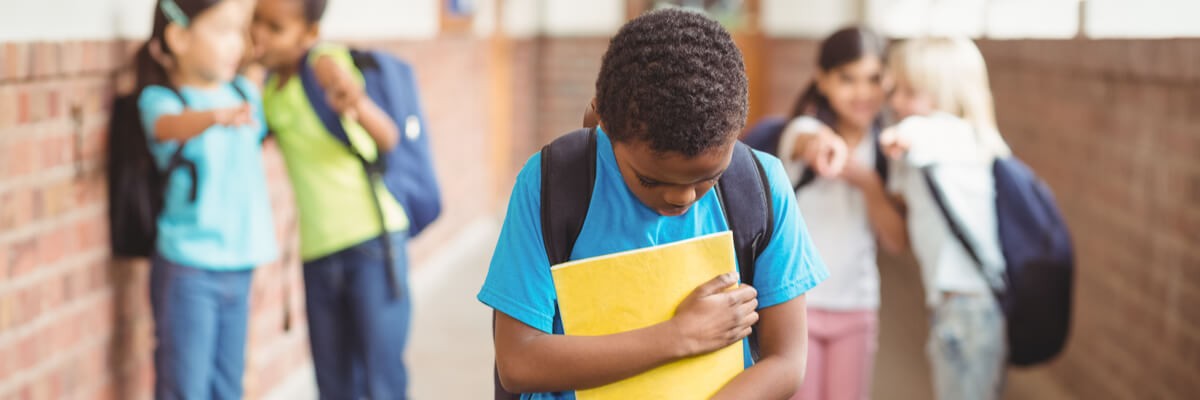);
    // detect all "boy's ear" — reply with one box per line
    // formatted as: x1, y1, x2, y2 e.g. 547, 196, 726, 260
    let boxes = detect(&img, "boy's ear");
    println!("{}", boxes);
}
582, 98, 599, 129
302, 23, 321, 47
